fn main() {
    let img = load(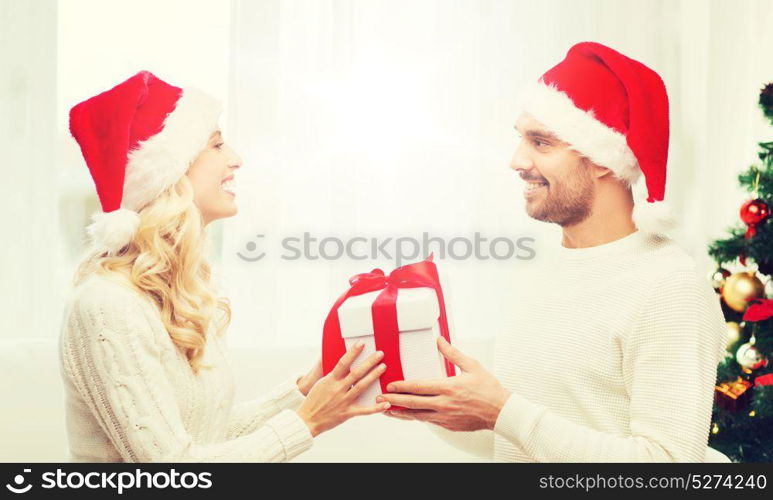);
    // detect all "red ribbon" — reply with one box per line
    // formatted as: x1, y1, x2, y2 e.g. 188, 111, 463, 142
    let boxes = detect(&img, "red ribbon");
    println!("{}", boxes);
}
322, 256, 456, 396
